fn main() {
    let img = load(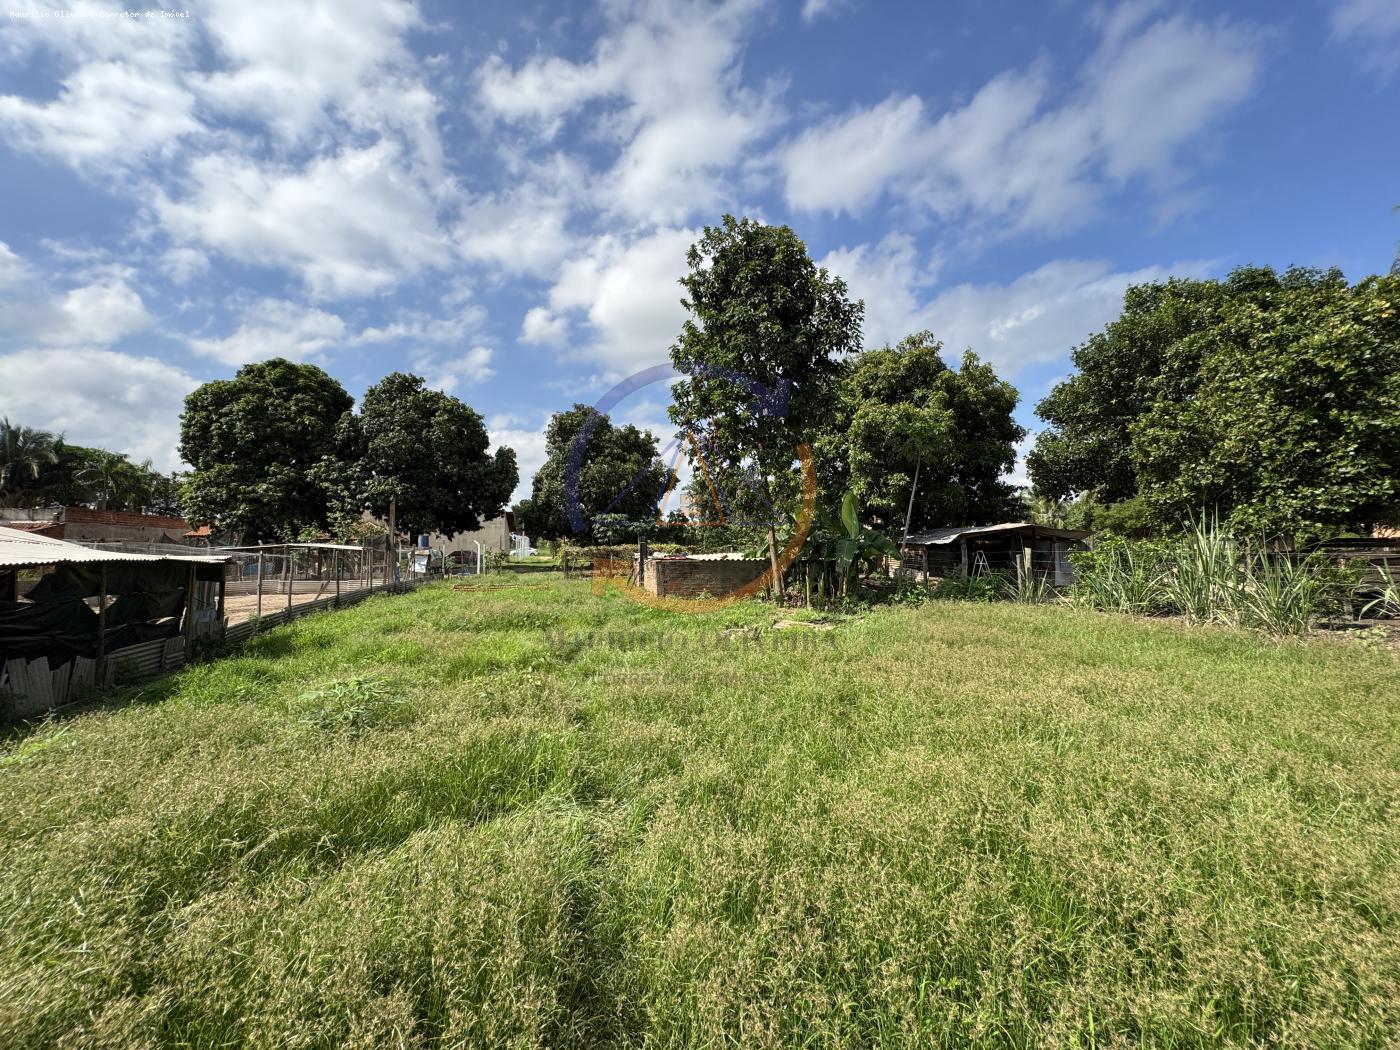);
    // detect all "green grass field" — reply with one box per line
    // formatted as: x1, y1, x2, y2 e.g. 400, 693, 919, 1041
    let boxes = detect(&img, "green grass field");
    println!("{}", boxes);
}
2, 575, 1397, 1047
